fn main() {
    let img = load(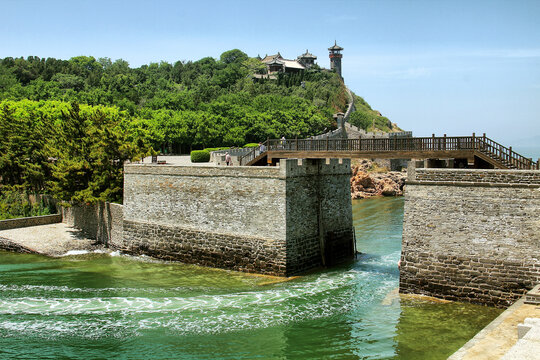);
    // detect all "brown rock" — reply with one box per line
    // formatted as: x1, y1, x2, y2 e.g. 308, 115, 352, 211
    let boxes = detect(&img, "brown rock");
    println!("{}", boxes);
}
350, 162, 405, 199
